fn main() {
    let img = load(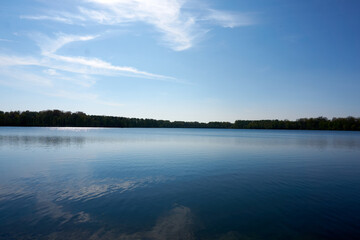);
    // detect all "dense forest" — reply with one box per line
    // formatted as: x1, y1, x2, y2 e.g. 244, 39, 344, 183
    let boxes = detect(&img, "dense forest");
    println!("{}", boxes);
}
0, 110, 359, 130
